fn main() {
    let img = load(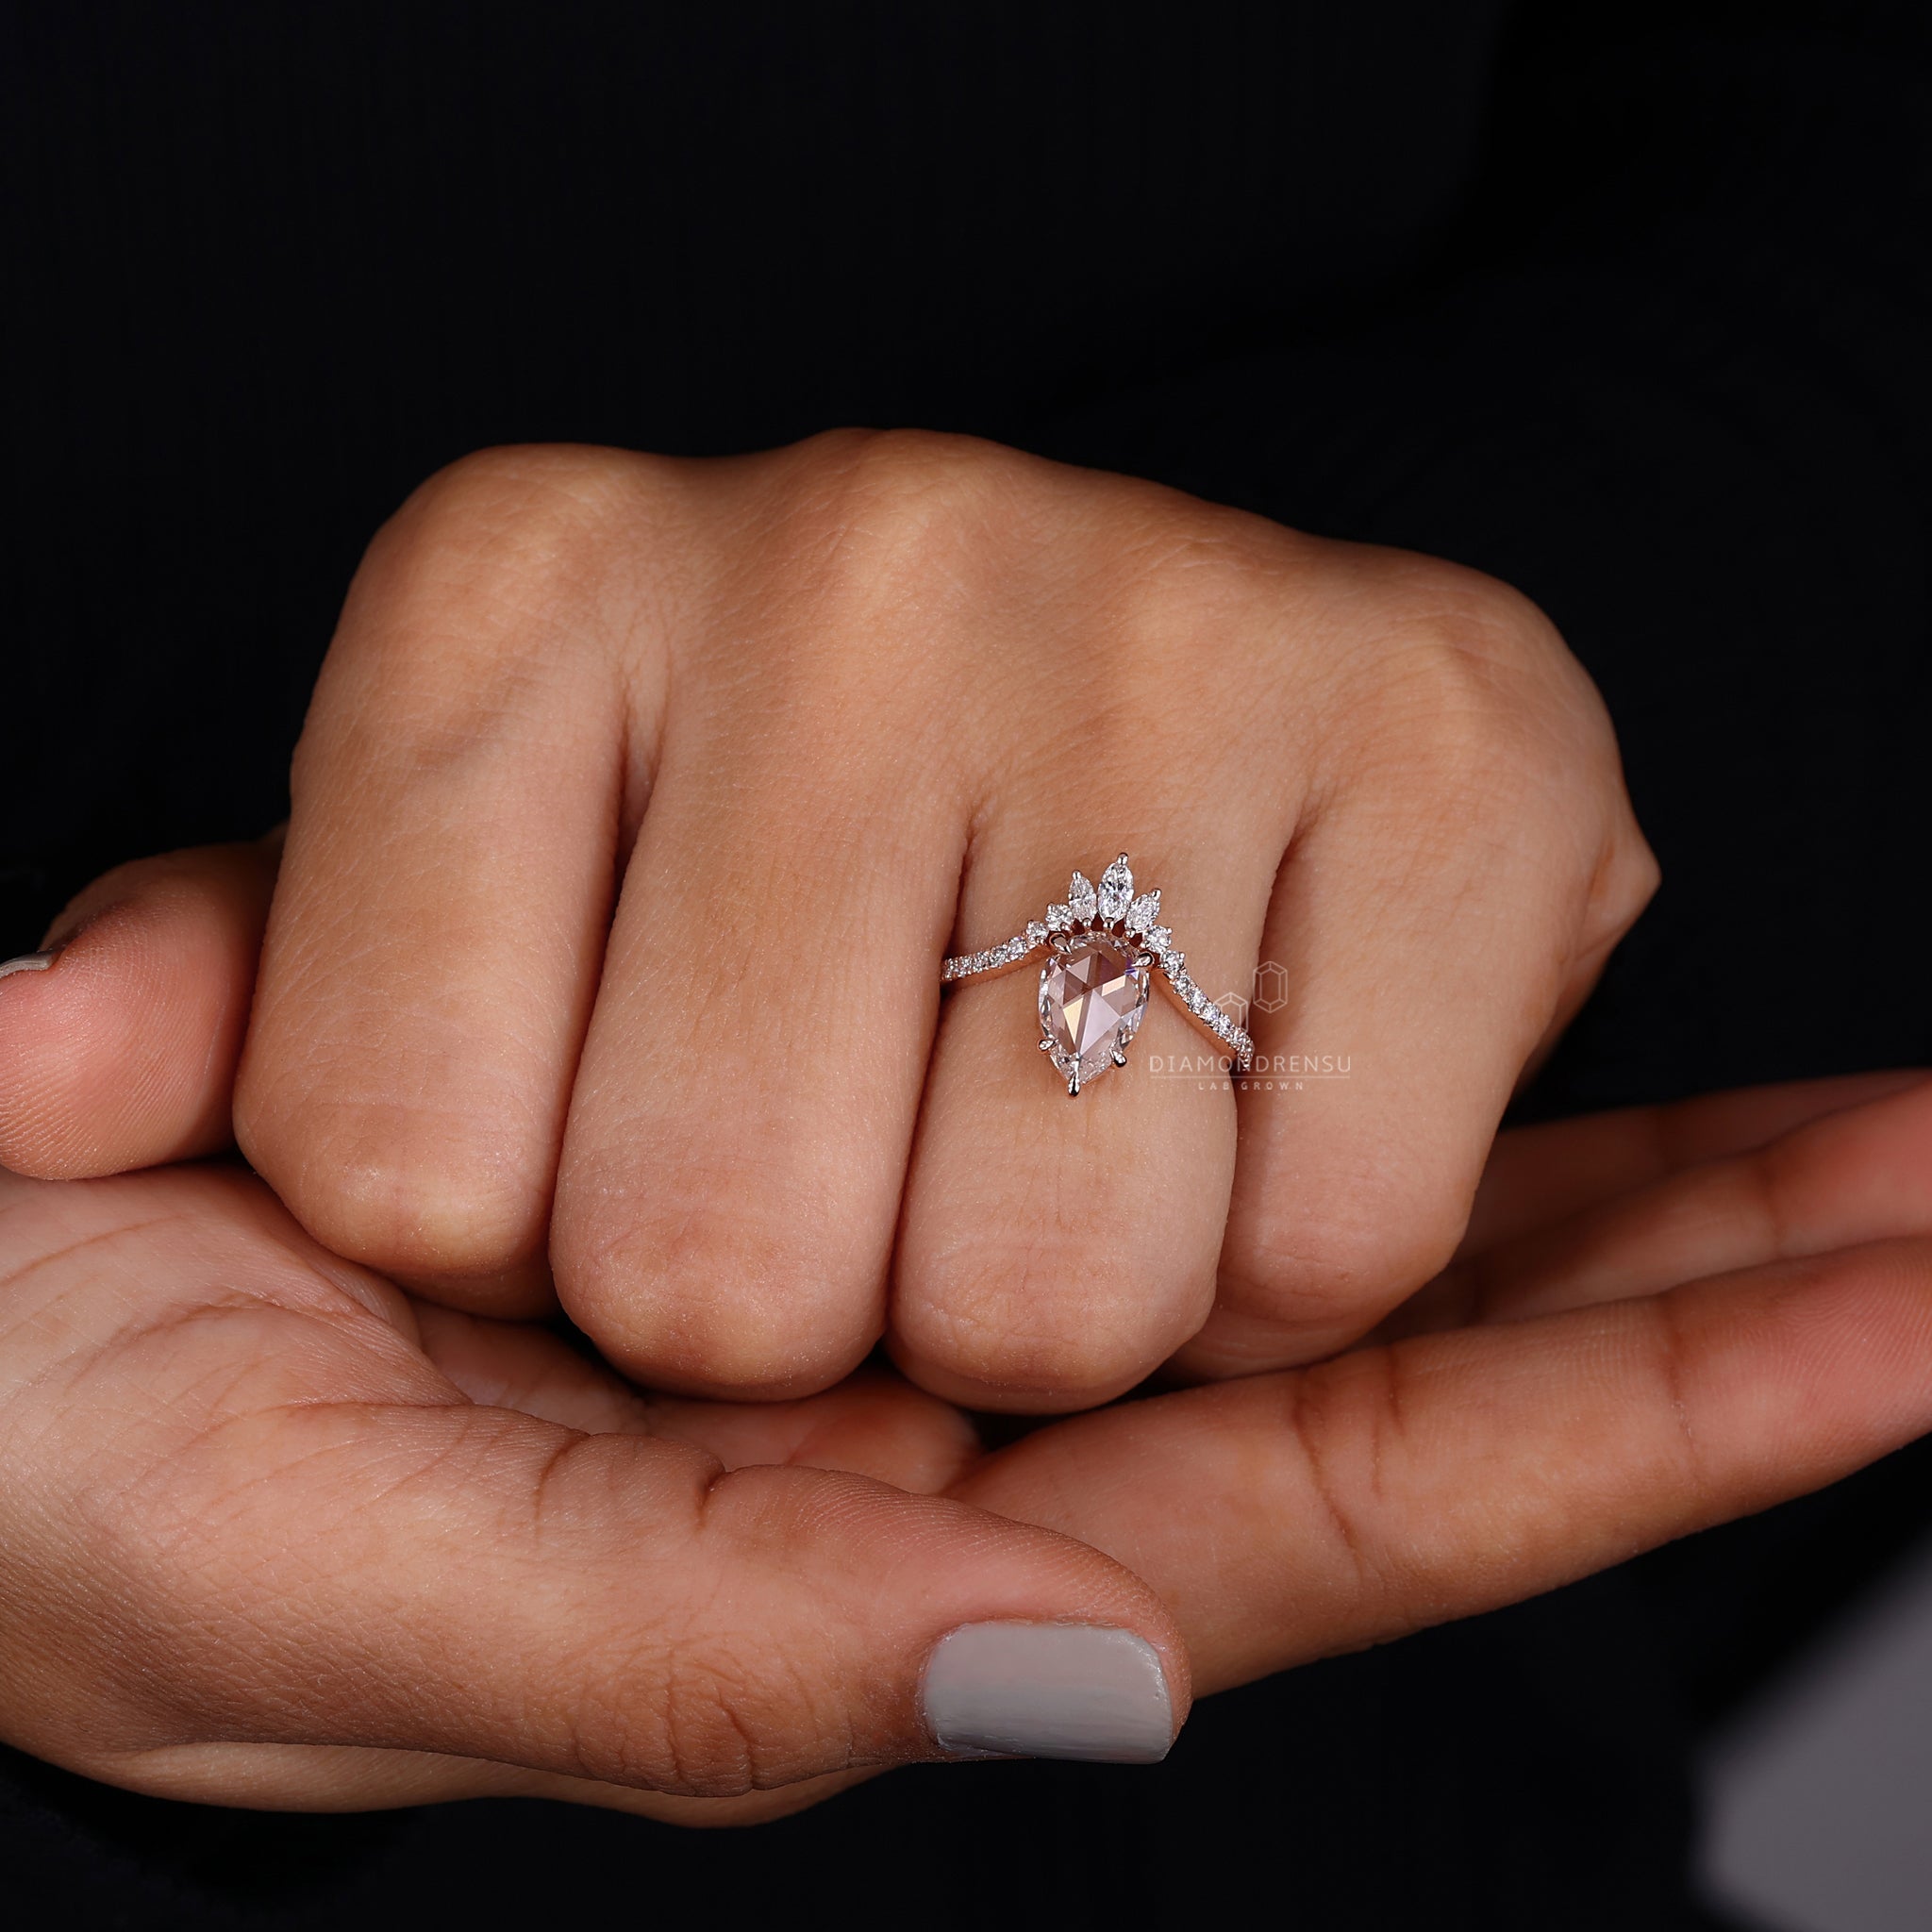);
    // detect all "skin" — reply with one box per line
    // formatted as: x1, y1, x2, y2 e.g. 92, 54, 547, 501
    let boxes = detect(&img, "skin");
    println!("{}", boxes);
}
6, 436, 1921, 1824
1, 910, 1929, 1817
12, 431, 1654, 1413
